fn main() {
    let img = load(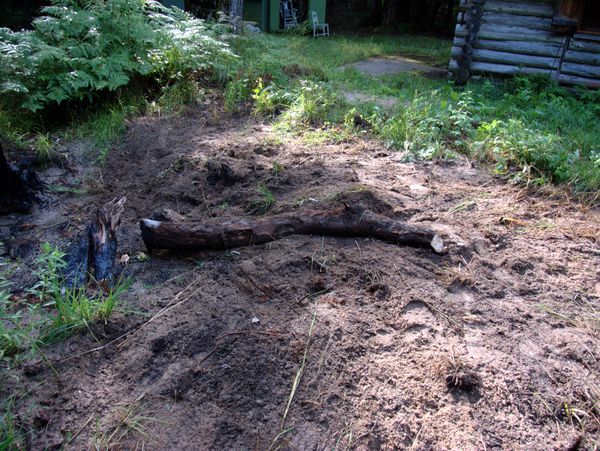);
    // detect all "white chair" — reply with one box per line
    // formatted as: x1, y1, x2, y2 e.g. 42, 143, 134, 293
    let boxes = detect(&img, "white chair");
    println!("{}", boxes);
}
311, 11, 329, 37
